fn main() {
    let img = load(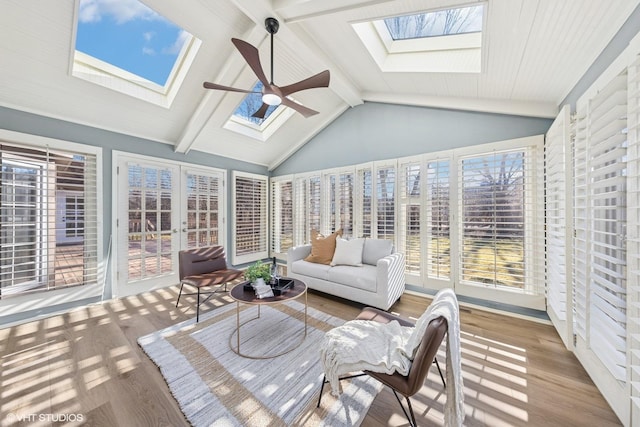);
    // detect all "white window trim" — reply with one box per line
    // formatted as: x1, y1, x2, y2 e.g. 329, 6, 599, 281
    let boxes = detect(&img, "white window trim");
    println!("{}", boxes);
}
232, 170, 269, 265
0, 129, 103, 321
